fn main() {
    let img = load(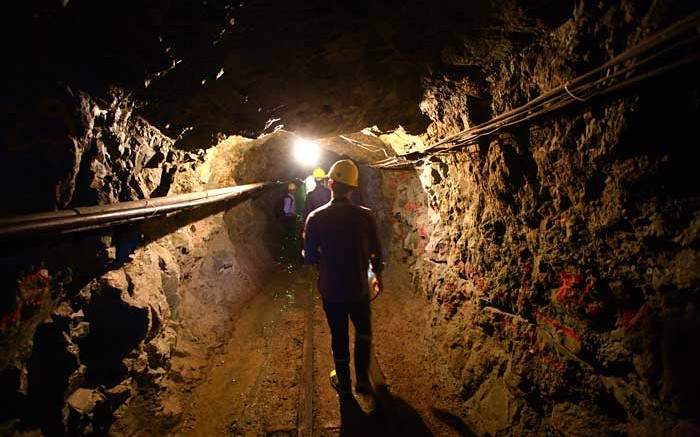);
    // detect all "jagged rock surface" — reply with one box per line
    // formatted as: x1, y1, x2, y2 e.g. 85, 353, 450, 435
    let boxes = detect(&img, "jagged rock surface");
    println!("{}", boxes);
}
385, 2, 700, 435
0, 0, 698, 436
